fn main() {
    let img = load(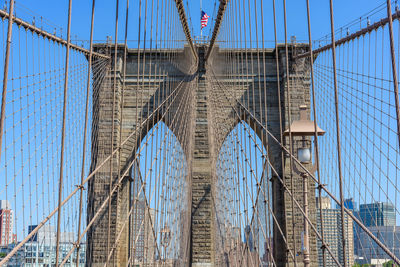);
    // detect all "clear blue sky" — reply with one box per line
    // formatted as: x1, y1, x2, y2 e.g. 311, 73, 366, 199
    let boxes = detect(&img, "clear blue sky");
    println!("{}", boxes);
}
9, 0, 392, 46
2, 0, 399, 246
